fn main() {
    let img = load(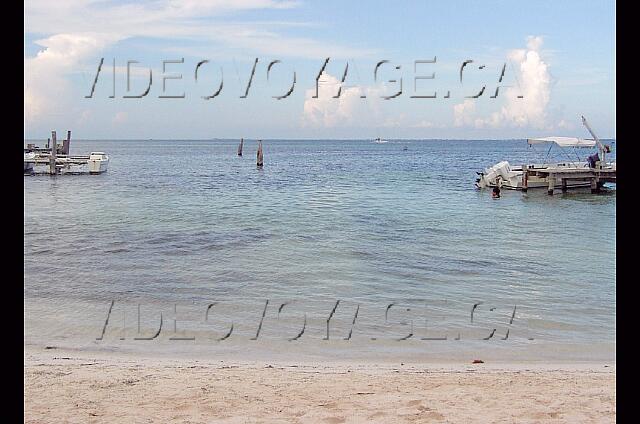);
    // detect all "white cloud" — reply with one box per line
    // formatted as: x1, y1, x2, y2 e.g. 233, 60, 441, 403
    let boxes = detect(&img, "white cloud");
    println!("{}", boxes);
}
302, 72, 394, 128
557, 119, 574, 130
25, 33, 122, 123
303, 72, 364, 127
301, 71, 441, 131
24, 1, 373, 60
24, 0, 300, 35
410, 120, 436, 129
24, 0, 375, 131
452, 35, 553, 130
112, 111, 128, 124
526, 35, 544, 52
453, 99, 476, 127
